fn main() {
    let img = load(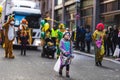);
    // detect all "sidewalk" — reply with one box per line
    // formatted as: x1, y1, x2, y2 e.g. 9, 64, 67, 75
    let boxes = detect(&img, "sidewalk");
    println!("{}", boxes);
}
73, 49, 120, 65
